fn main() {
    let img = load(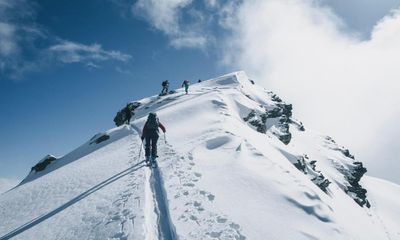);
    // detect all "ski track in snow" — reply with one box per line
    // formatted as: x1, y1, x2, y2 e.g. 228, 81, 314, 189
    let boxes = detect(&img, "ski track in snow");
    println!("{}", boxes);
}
149, 163, 178, 240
